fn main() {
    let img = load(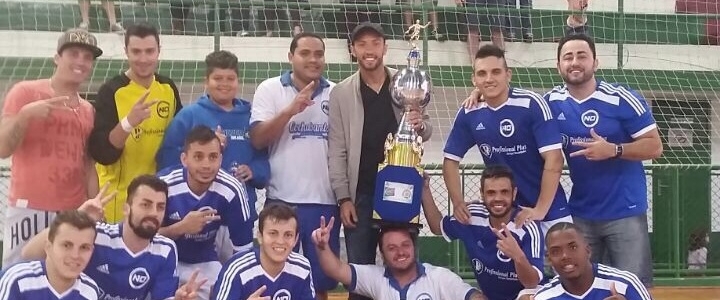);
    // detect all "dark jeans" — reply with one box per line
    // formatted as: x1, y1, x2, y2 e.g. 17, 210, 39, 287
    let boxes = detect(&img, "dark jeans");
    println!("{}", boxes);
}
169, 3, 251, 34
342, 0, 382, 42
505, 0, 532, 35
264, 0, 304, 31
344, 193, 379, 300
